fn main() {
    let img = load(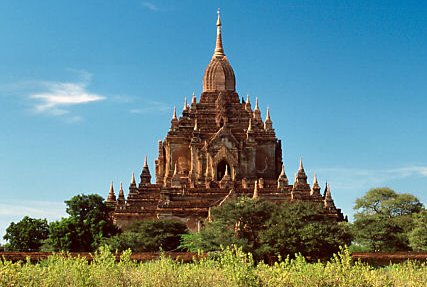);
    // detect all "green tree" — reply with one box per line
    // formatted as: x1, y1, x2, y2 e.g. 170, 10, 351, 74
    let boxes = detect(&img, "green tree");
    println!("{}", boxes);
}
180, 197, 275, 257
105, 219, 188, 252
3, 216, 49, 251
352, 187, 423, 252
181, 197, 350, 260
408, 209, 427, 251
260, 201, 351, 259
354, 187, 423, 217
44, 194, 118, 251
